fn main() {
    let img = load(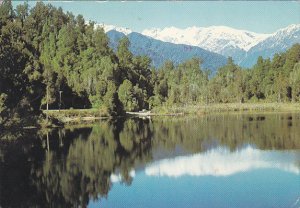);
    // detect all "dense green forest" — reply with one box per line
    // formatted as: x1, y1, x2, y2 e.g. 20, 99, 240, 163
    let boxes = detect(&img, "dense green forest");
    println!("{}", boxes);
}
0, 1, 300, 127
